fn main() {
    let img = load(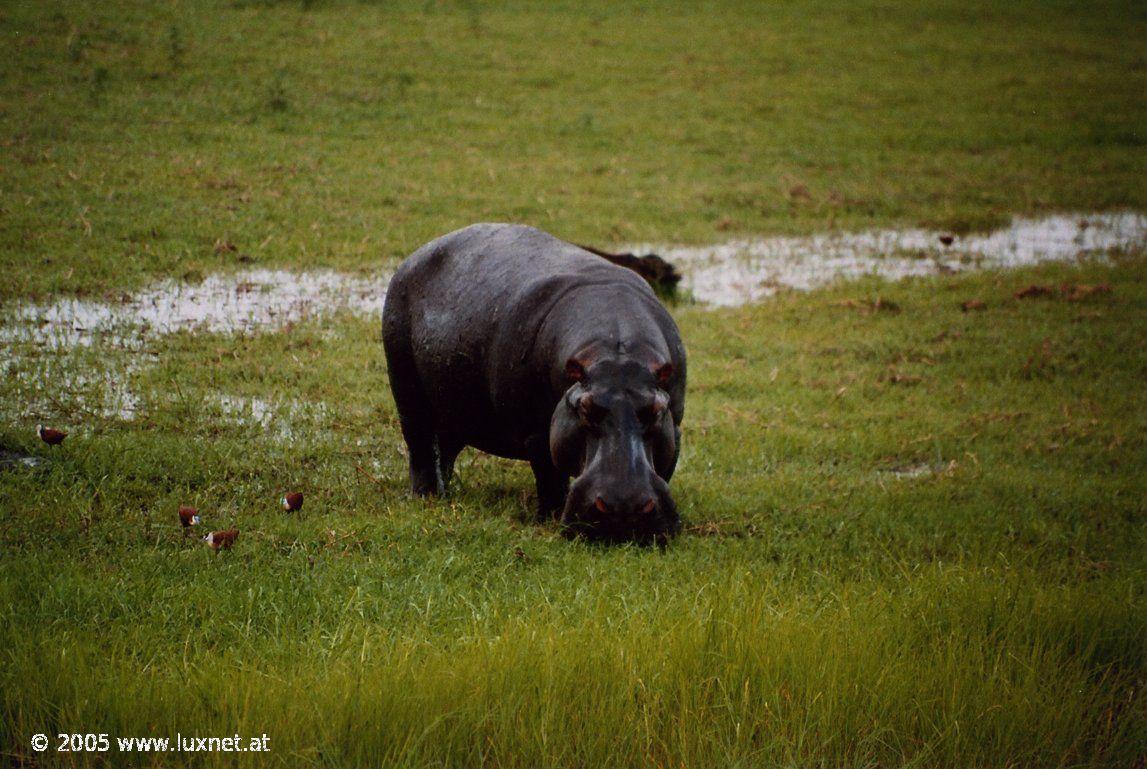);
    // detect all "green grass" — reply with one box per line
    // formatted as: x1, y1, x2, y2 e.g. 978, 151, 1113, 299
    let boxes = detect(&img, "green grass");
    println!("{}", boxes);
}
2, 0, 1146, 766
2, 0, 1146, 299
2, 259, 1145, 766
